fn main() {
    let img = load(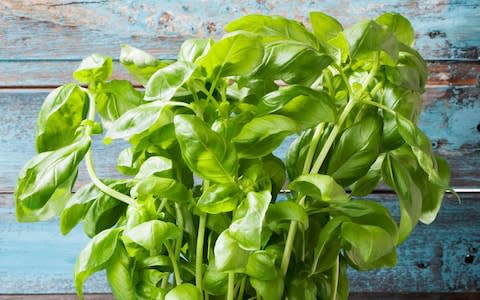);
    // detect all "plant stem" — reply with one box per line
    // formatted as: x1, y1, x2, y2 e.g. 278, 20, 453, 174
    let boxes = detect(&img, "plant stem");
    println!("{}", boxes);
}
84, 92, 136, 207
238, 277, 246, 300
280, 220, 299, 276
174, 203, 184, 258
330, 256, 340, 300
227, 272, 235, 300
196, 212, 207, 292
165, 242, 183, 285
